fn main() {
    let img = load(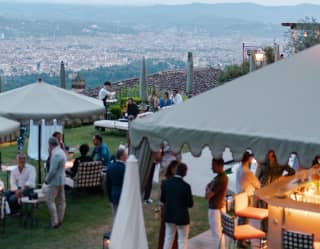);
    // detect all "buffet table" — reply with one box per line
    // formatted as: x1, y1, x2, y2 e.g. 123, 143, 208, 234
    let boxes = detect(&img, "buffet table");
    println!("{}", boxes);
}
256, 170, 320, 249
